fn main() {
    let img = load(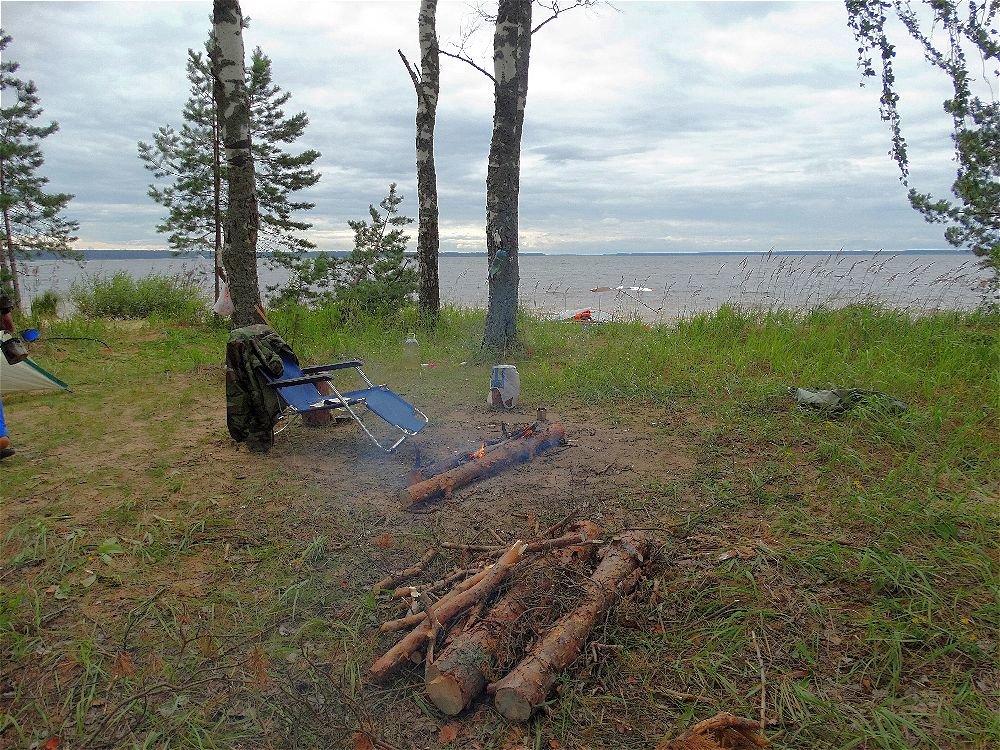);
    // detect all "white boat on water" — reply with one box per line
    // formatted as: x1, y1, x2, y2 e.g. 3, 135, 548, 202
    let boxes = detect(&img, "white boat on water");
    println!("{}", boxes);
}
615, 285, 653, 293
